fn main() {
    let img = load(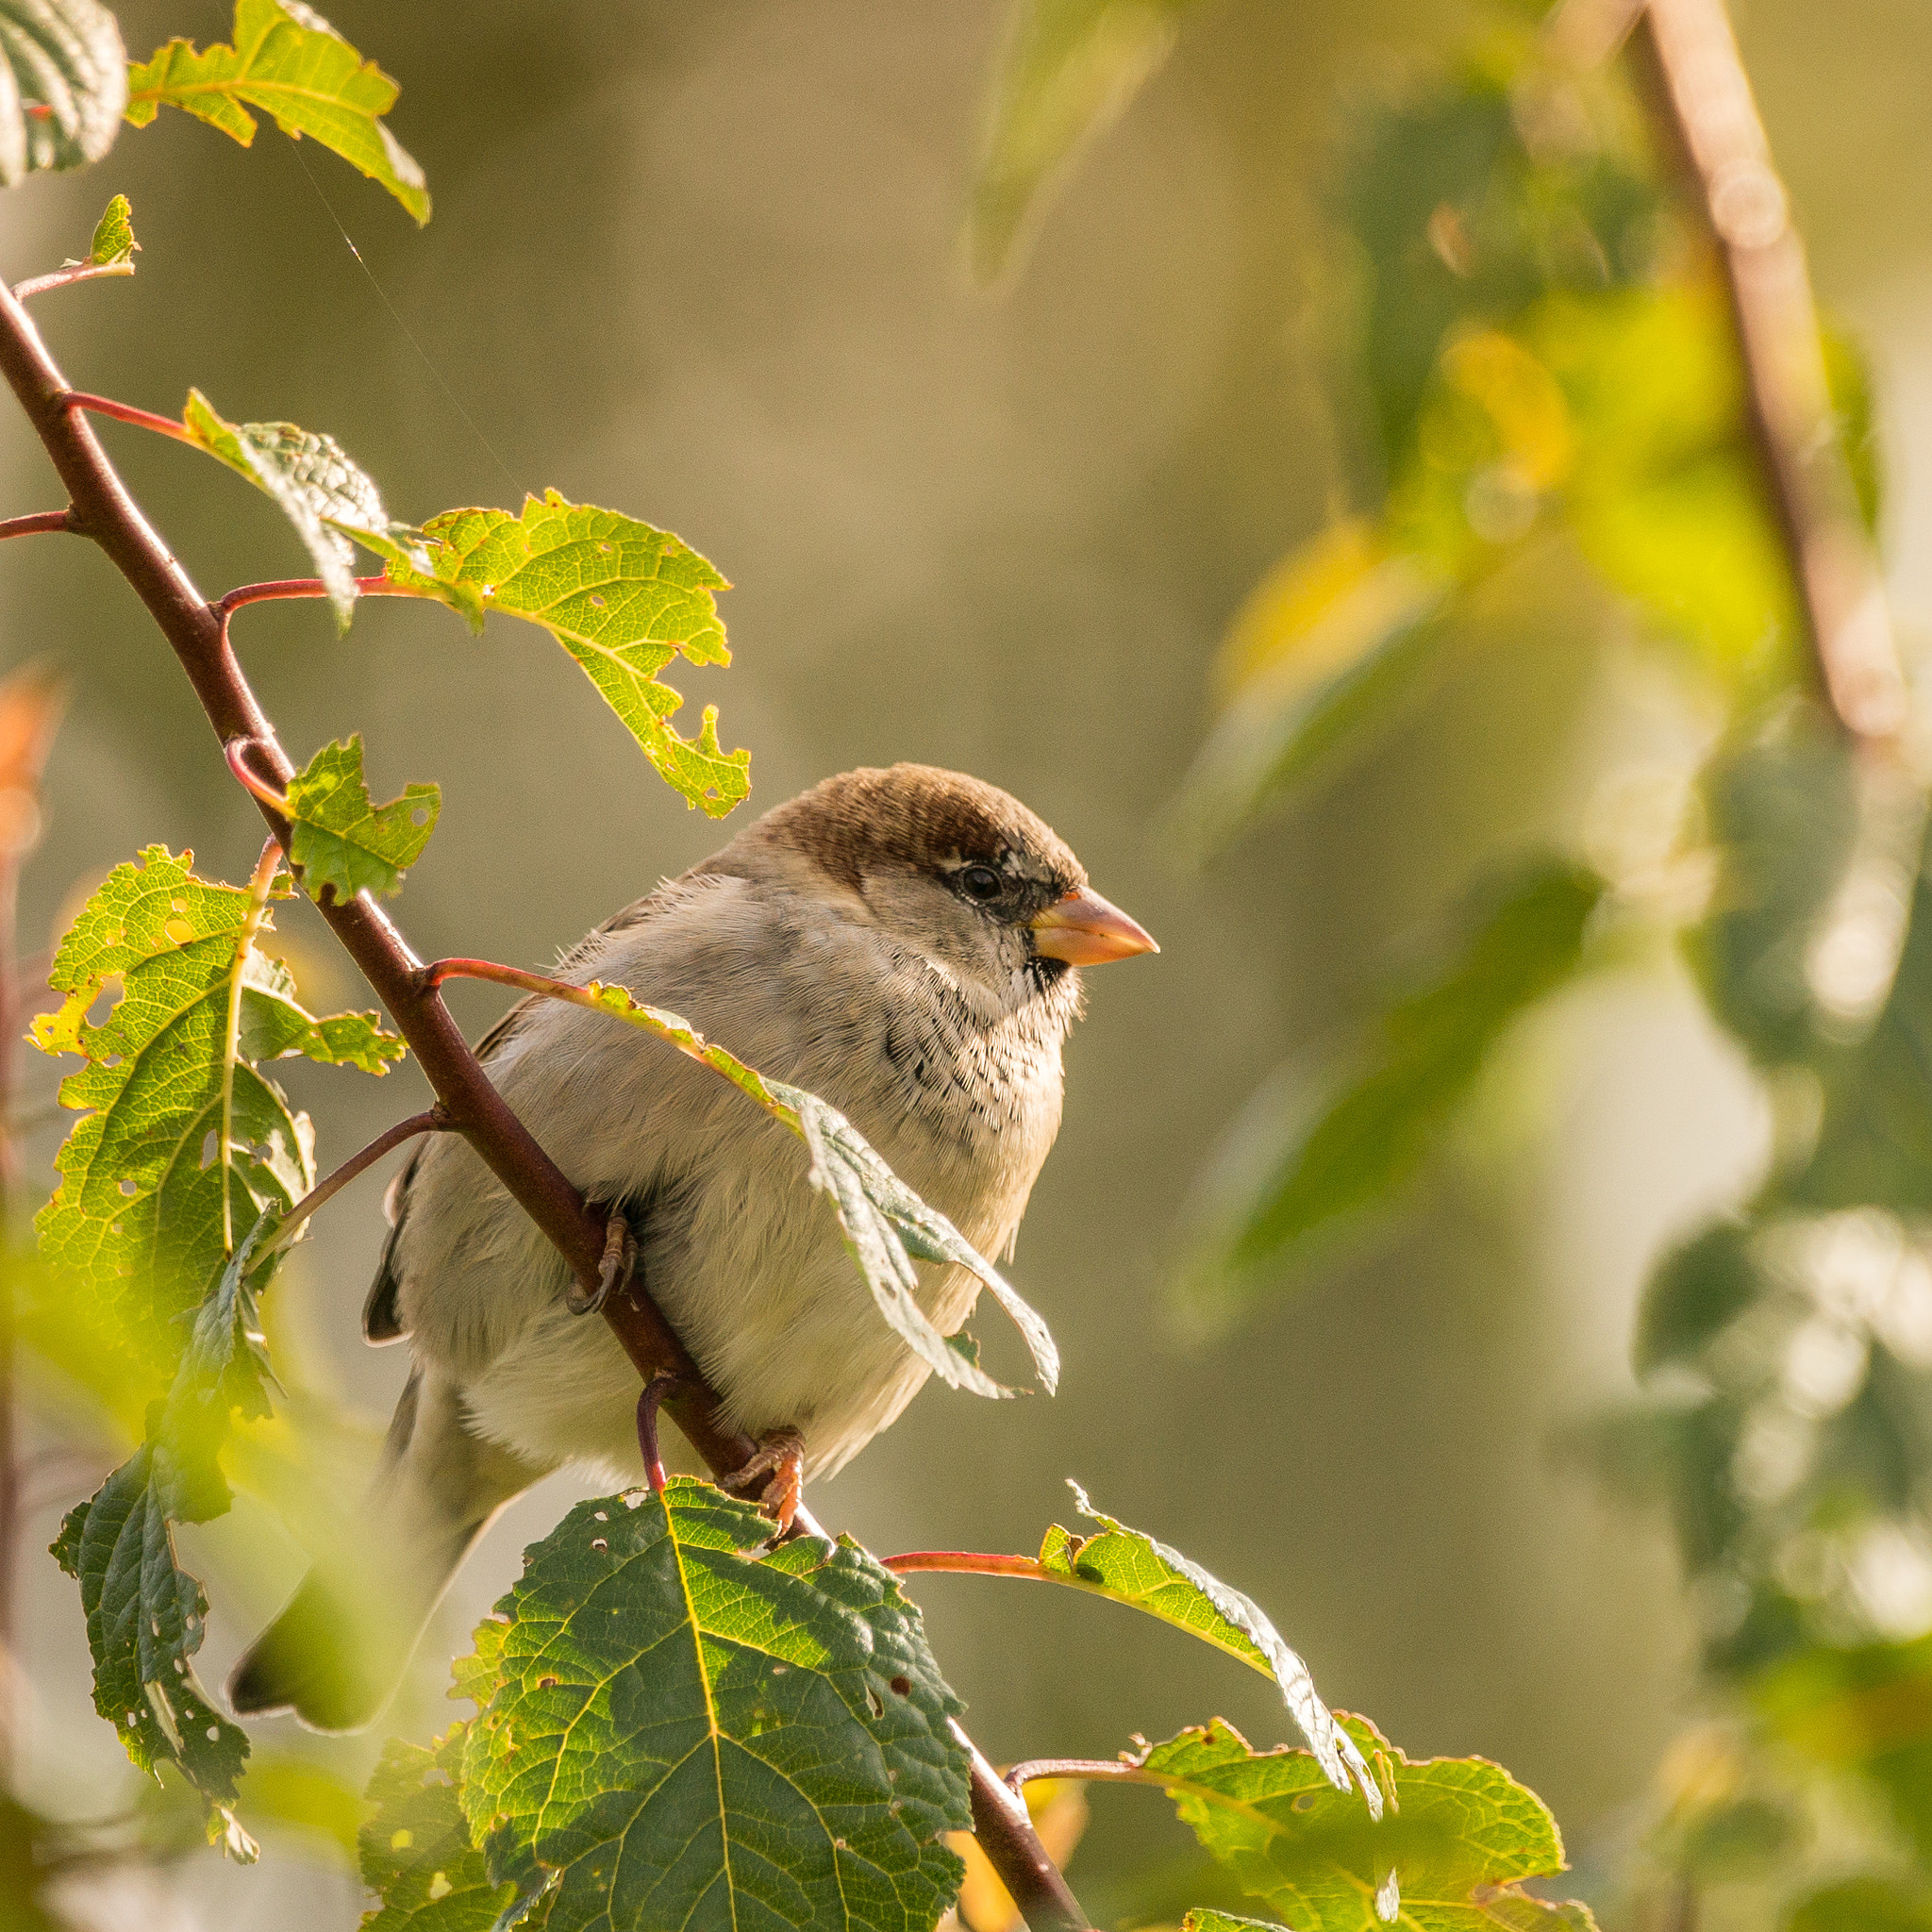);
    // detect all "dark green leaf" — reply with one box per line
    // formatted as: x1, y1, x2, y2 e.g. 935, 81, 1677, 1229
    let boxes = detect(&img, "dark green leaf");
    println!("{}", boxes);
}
1038, 1484, 1377, 1807
1196, 858, 1606, 1295
969, 0, 1200, 281
387, 492, 750, 817
1139, 1714, 1594, 1931
360, 1727, 520, 1932
1633, 1221, 1766, 1380
124, 0, 428, 223
181, 390, 428, 624
1681, 708, 1857, 1068
0, 0, 125, 184
284, 735, 440, 903
456, 1478, 970, 1932
1789, 1877, 1932, 1932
